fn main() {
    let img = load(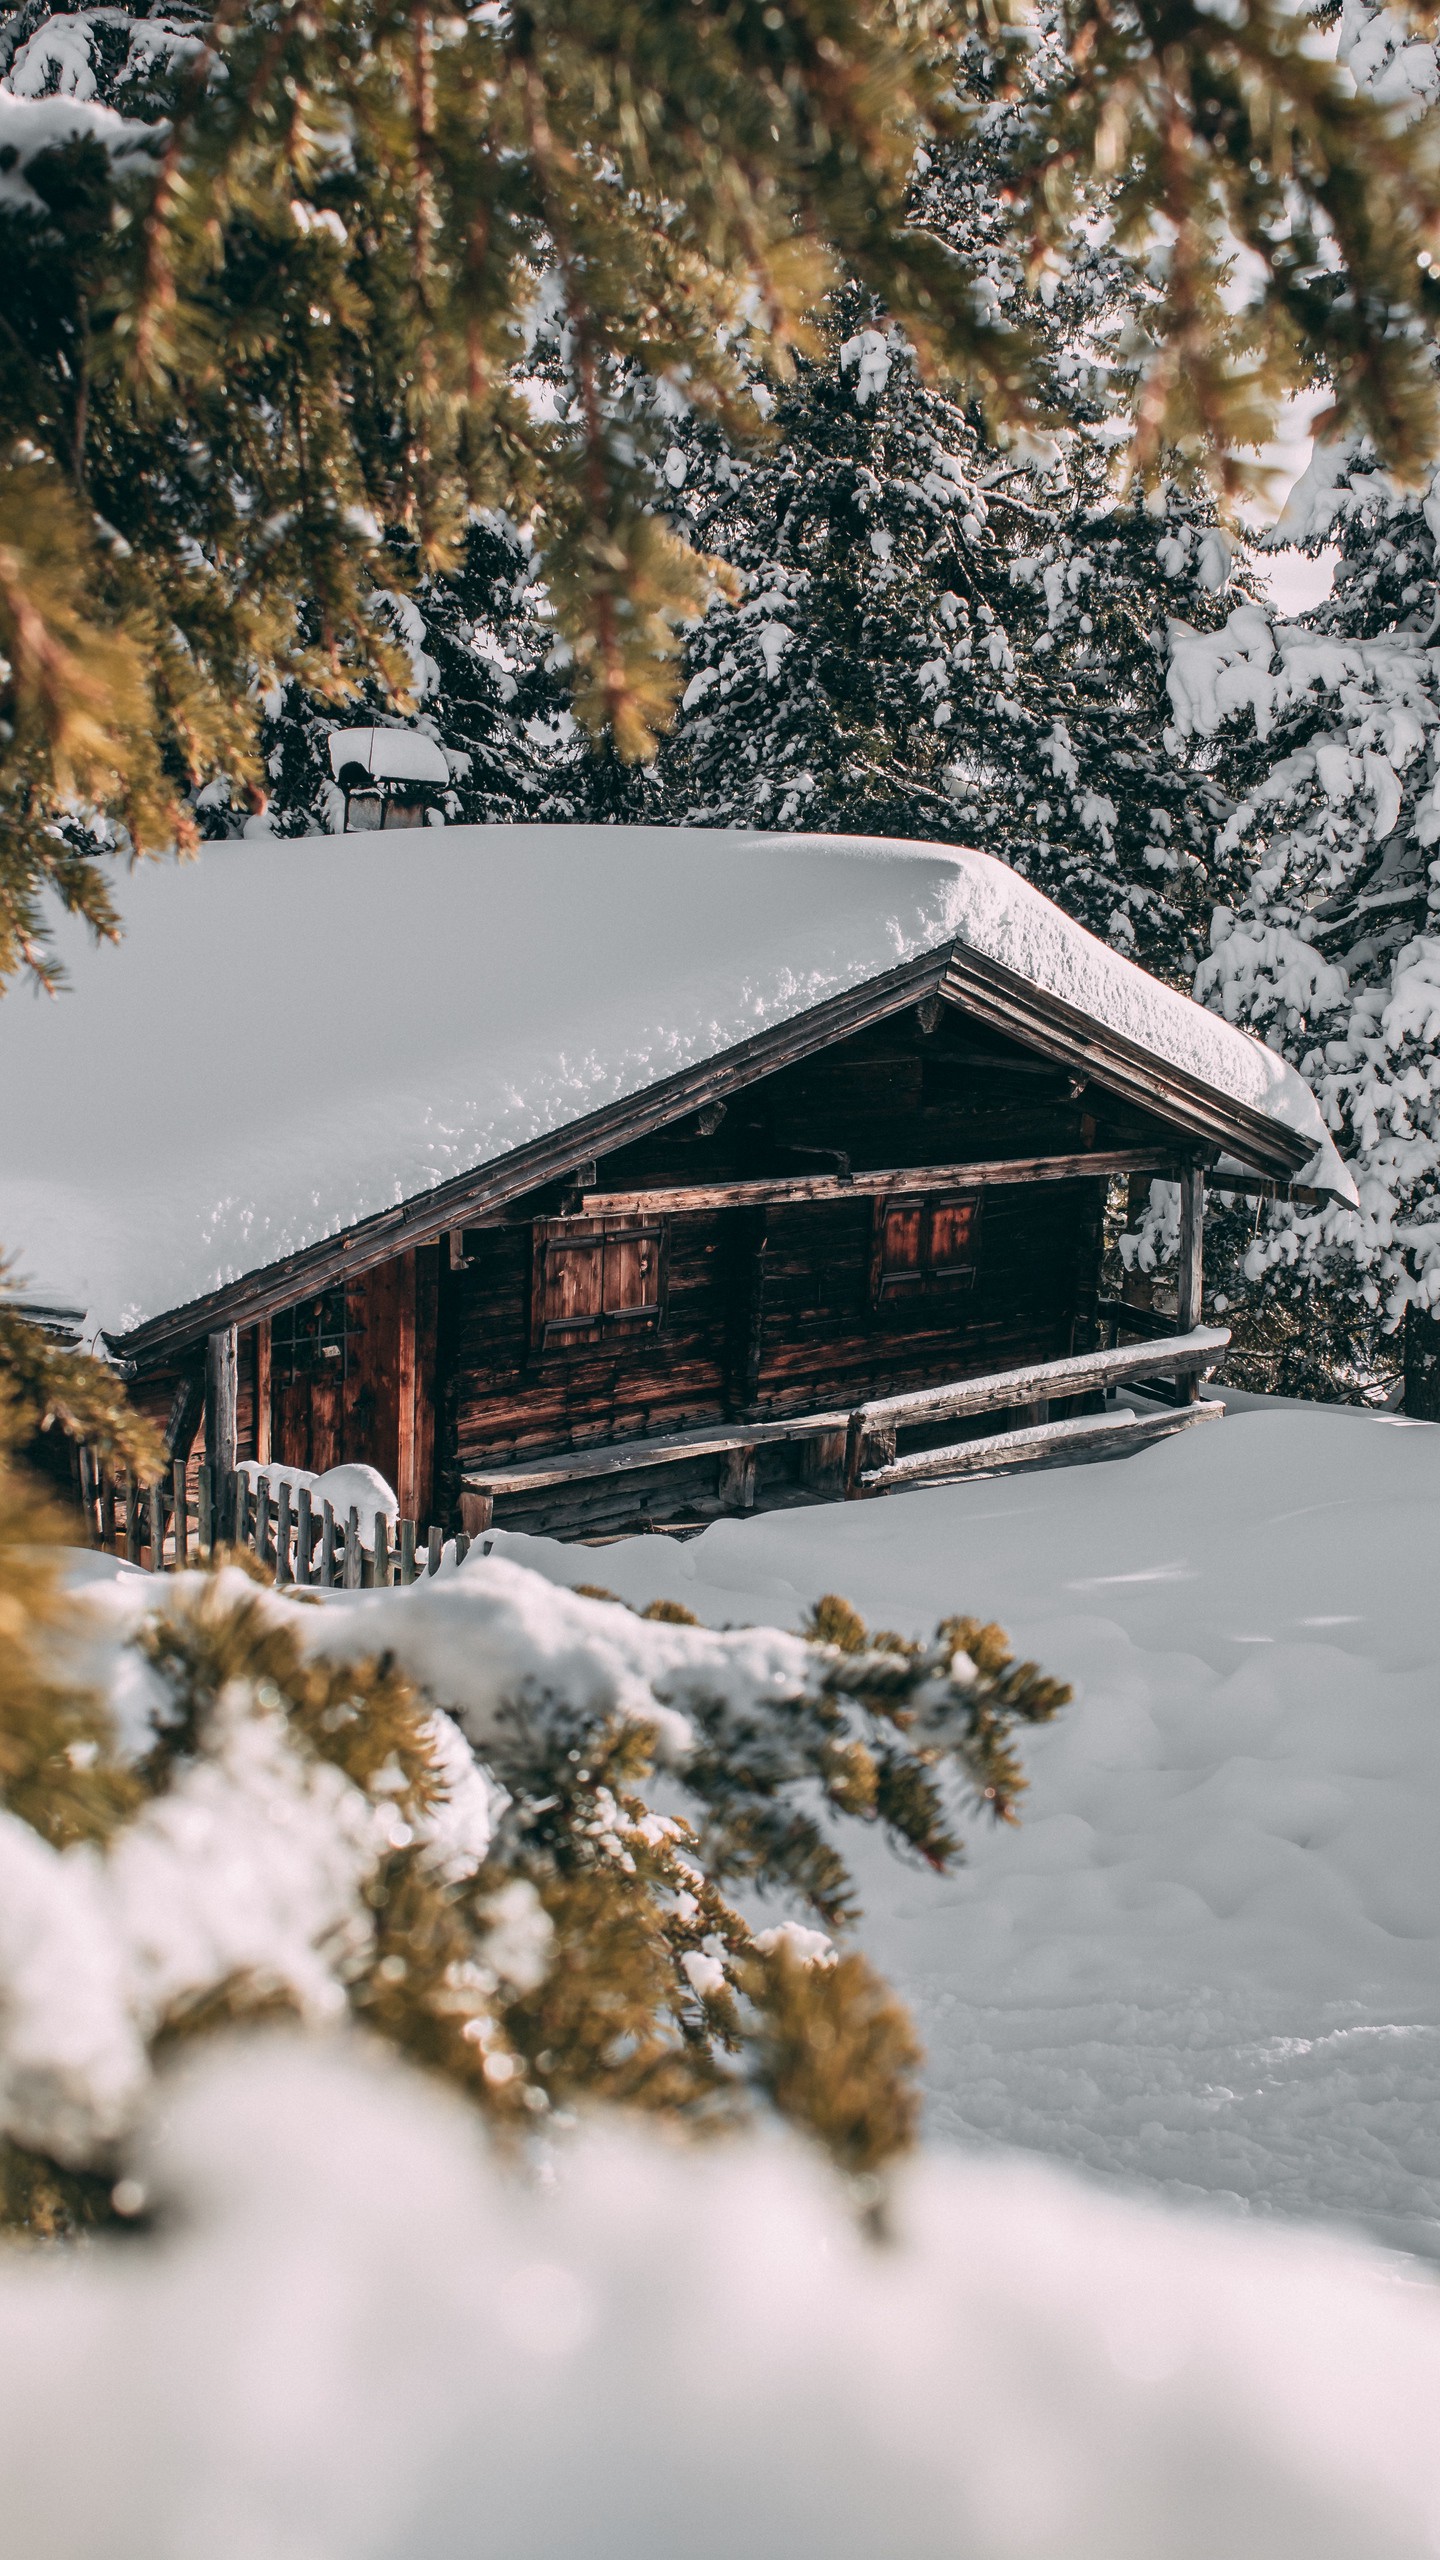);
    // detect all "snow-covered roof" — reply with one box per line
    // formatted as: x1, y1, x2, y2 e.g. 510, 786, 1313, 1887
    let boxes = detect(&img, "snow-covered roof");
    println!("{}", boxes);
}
327, 727, 450, 787
0, 825, 1352, 1341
